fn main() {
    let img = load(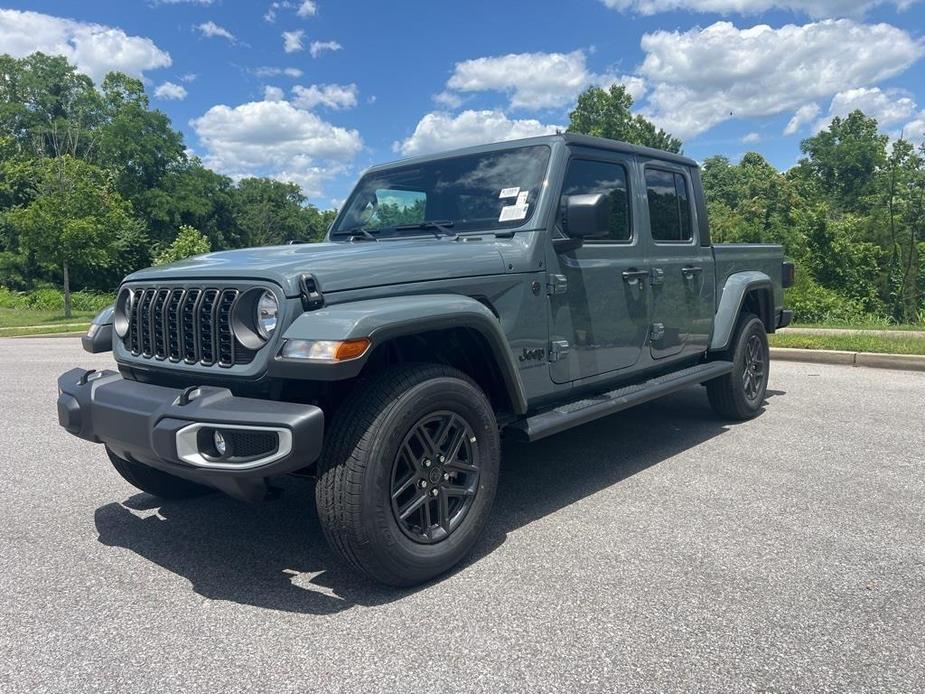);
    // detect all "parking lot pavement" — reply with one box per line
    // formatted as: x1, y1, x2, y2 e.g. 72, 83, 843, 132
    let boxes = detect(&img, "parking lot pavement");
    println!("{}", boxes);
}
1, 337, 924, 693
